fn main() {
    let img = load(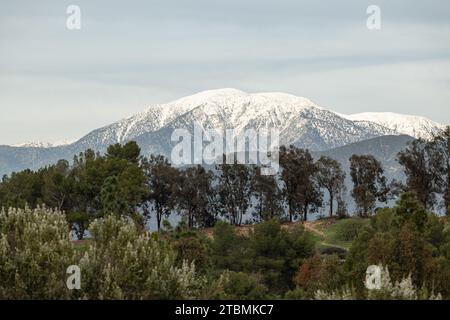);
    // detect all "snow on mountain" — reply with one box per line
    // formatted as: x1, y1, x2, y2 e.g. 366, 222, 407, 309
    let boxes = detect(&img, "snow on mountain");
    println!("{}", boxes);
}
73, 88, 401, 154
0, 88, 447, 176
12, 141, 55, 148
11, 139, 75, 148
53, 139, 77, 147
344, 112, 446, 140
77, 88, 325, 146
